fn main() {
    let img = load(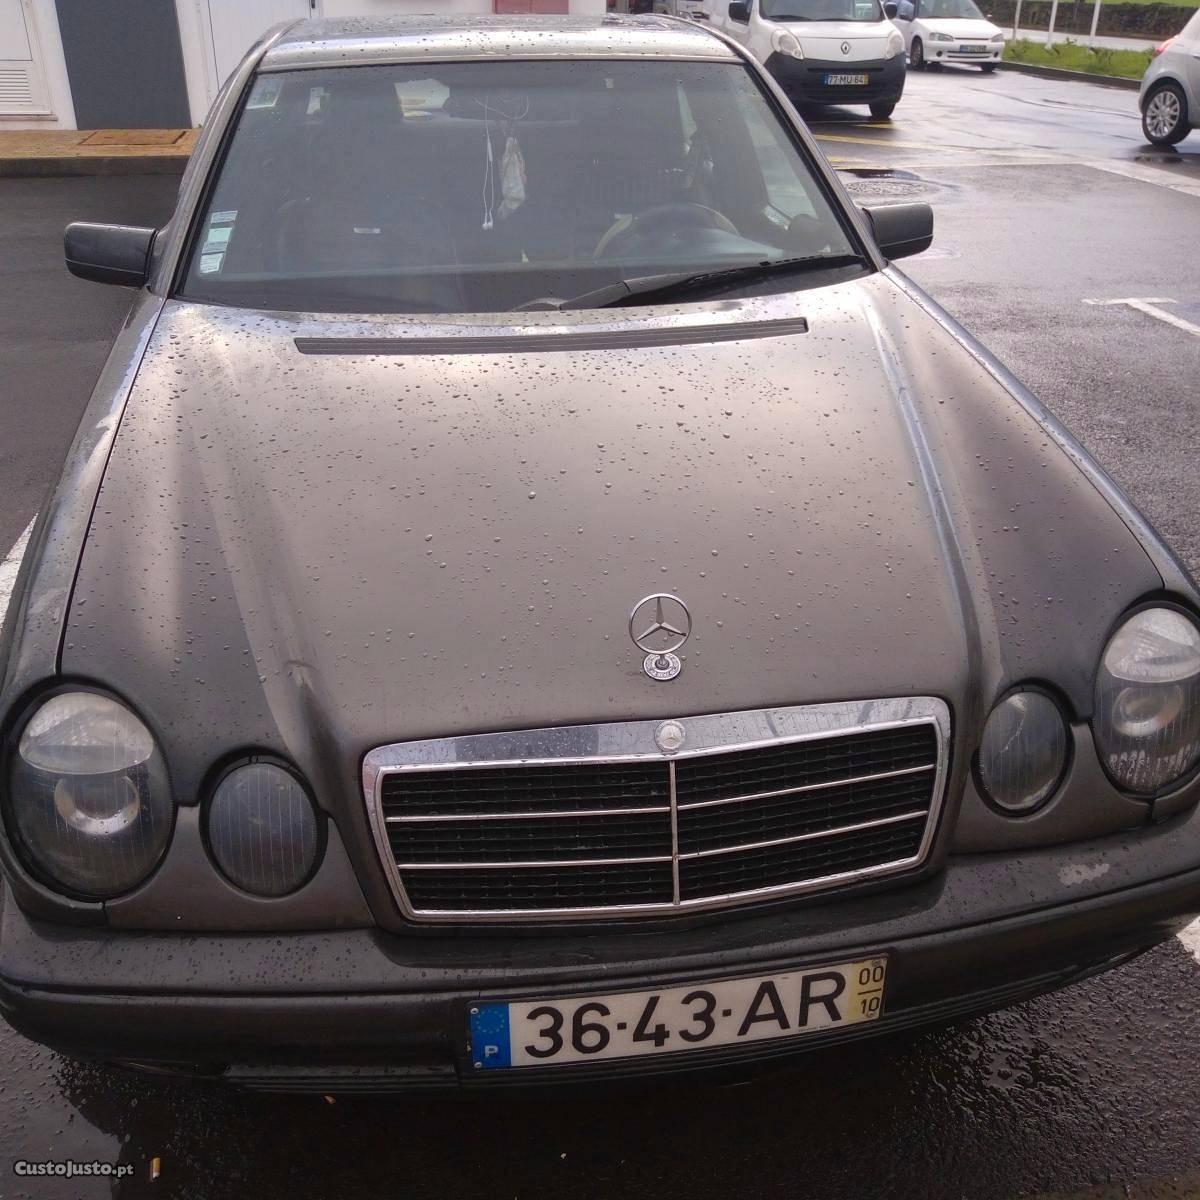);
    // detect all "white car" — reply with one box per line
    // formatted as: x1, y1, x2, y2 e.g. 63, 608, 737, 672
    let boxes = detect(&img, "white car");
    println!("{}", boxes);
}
1139, 9, 1200, 145
654, 0, 709, 17
892, 0, 1005, 71
704, 0, 907, 118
